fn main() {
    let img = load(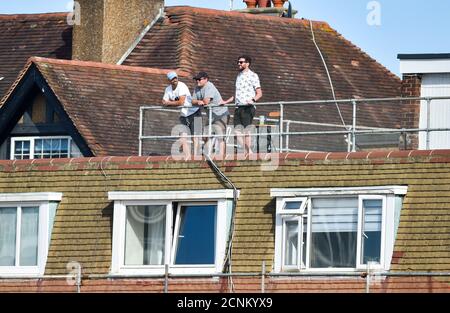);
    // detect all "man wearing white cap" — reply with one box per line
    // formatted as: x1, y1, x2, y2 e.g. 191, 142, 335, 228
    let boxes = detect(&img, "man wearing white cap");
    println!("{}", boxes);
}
162, 71, 201, 159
